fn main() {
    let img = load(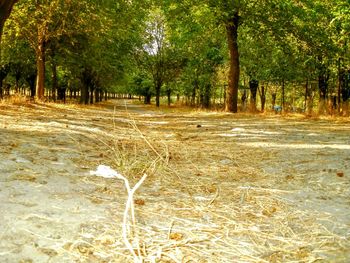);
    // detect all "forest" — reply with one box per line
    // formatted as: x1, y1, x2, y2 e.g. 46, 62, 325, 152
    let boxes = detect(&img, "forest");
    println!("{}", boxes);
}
0, 0, 350, 115
0, 1, 350, 263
